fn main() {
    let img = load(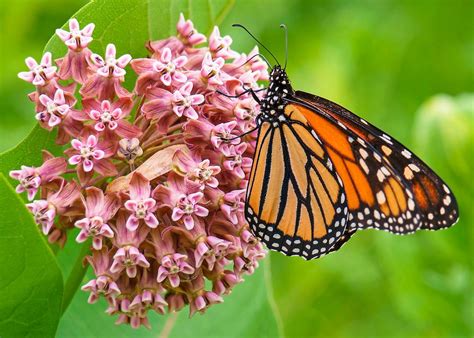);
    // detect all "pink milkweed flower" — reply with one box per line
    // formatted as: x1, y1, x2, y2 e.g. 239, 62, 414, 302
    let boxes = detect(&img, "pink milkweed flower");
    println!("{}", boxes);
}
75, 187, 121, 250
234, 98, 259, 132
222, 143, 253, 179
166, 293, 187, 313
124, 173, 159, 231
212, 270, 241, 296
10, 156, 67, 201
183, 118, 216, 150
56, 18, 94, 51
171, 191, 209, 230
117, 137, 143, 164
194, 236, 232, 269
66, 134, 117, 177
26, 180, 80, 234
154, 47, 188, 86
82, 249, 121, 304
81, 44, 131, 100
172, 82, 204, 119
26, 200, 56, 235
211, 121, 241, 150
130, 269, 167, 316
82, 275, 121, 305
68, 135, 104, 172
18, 52, 57, 86
35, 89, 71, 129
86, 99, 141, 138
55, 19, 95, 83
177, 13, 206, 46
220, 189, 246, 225
200, 52, 225, 86
209, 26, 239, 60
112, 211, 150, 249
173, 150, 221, 189
131, 49, 187, 94
157, 253, 195, 288
189, 290, 223, 317
110, 210, 151, 278
110, 245, 150, 278
225, 46, 269, 81
92, 44, 131, 78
